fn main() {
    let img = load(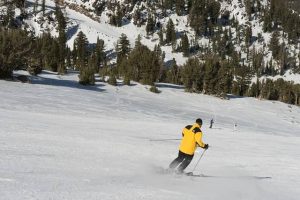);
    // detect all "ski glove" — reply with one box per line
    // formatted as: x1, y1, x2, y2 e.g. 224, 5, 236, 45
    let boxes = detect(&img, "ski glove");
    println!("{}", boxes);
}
204, 144, 209, 149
